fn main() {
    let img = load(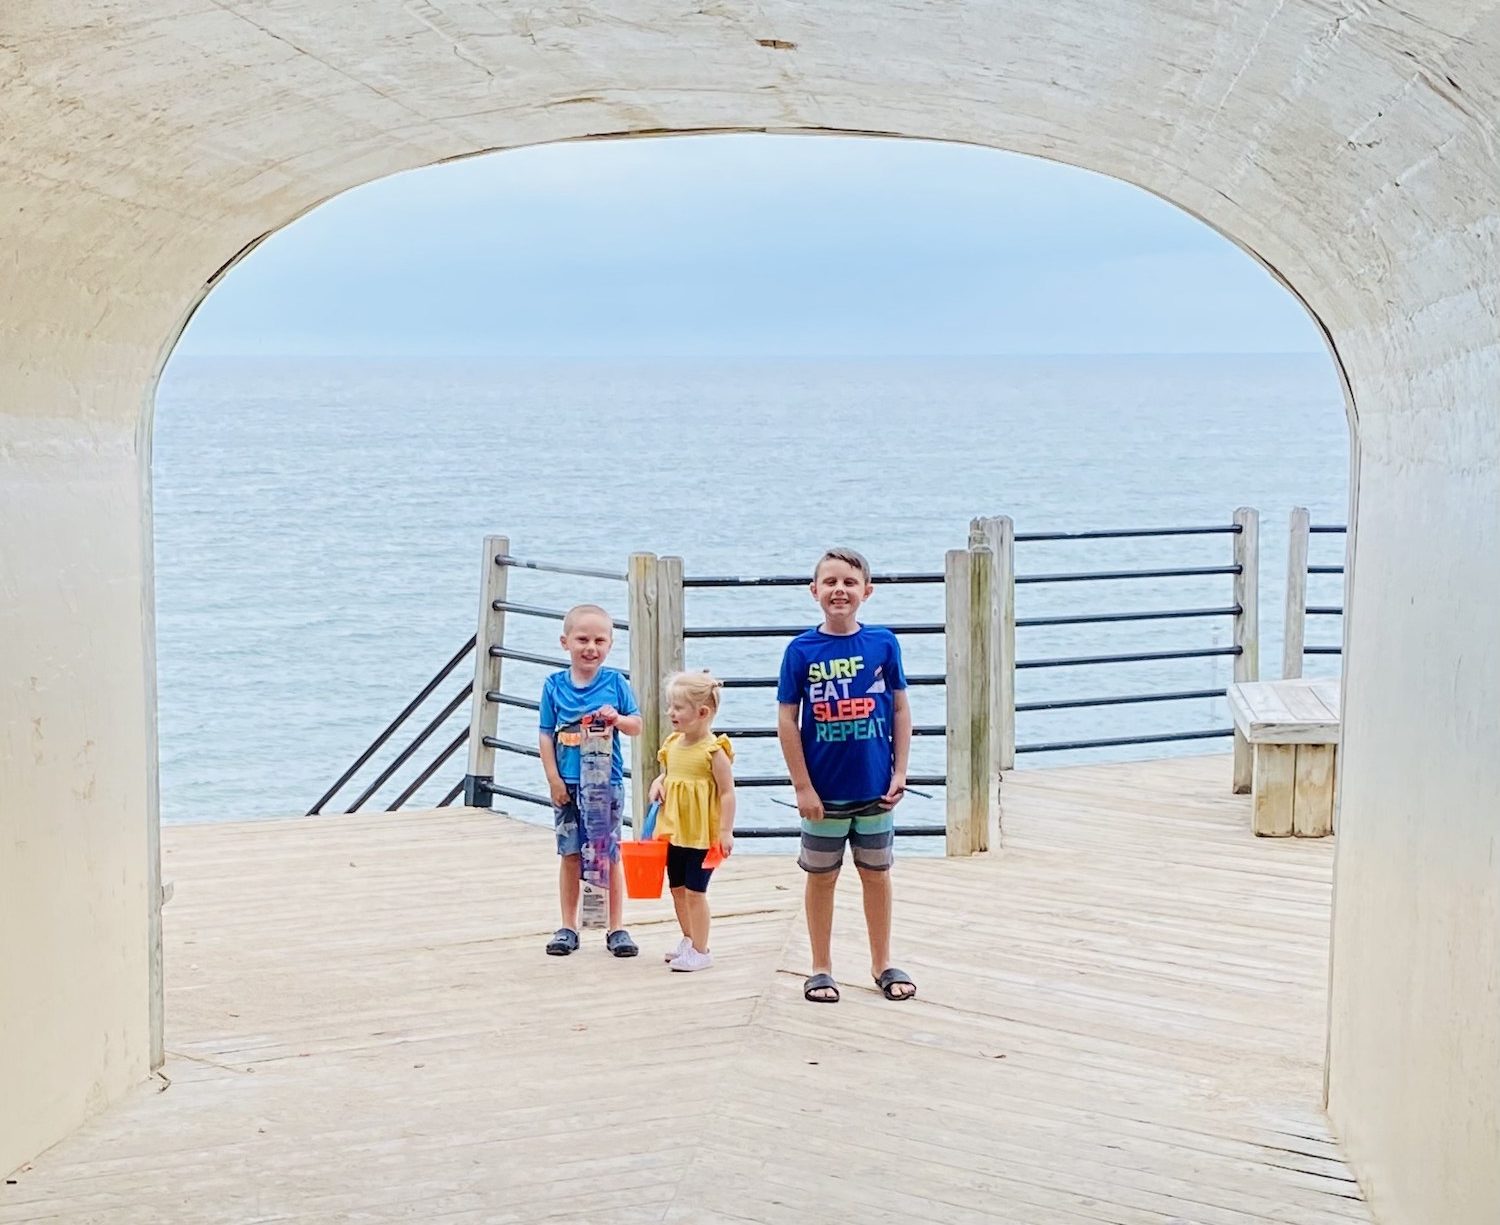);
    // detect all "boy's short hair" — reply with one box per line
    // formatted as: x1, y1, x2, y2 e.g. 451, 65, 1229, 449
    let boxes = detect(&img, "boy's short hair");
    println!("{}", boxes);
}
666, 669, 724, 714
812, 547, 872, 583
561, 603, 613, 634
